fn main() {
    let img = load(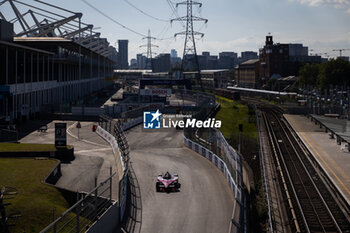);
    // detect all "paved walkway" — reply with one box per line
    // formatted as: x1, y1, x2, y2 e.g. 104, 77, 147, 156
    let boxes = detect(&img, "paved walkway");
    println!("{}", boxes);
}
285, 114, 350, 205
19, 120, 120, 200
310, 114, 350, 143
